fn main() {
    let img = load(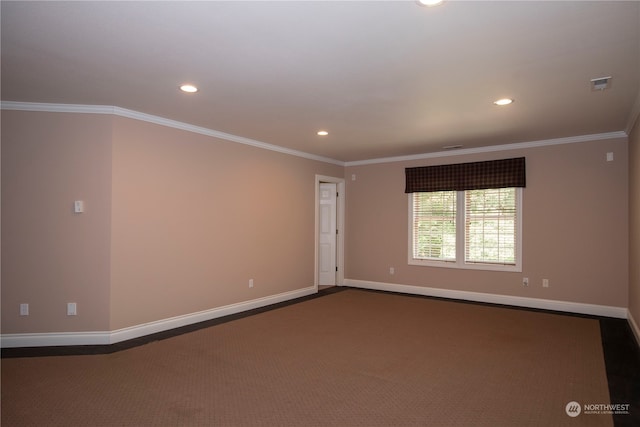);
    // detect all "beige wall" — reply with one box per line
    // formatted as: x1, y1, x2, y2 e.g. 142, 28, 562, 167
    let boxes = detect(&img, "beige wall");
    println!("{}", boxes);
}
1, 108, 632, 337
109, 117, 342, 330
345, 138, 629, 307
629, 115, 640, 332
1, 111, 343, 334
1, 111, 113, 333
